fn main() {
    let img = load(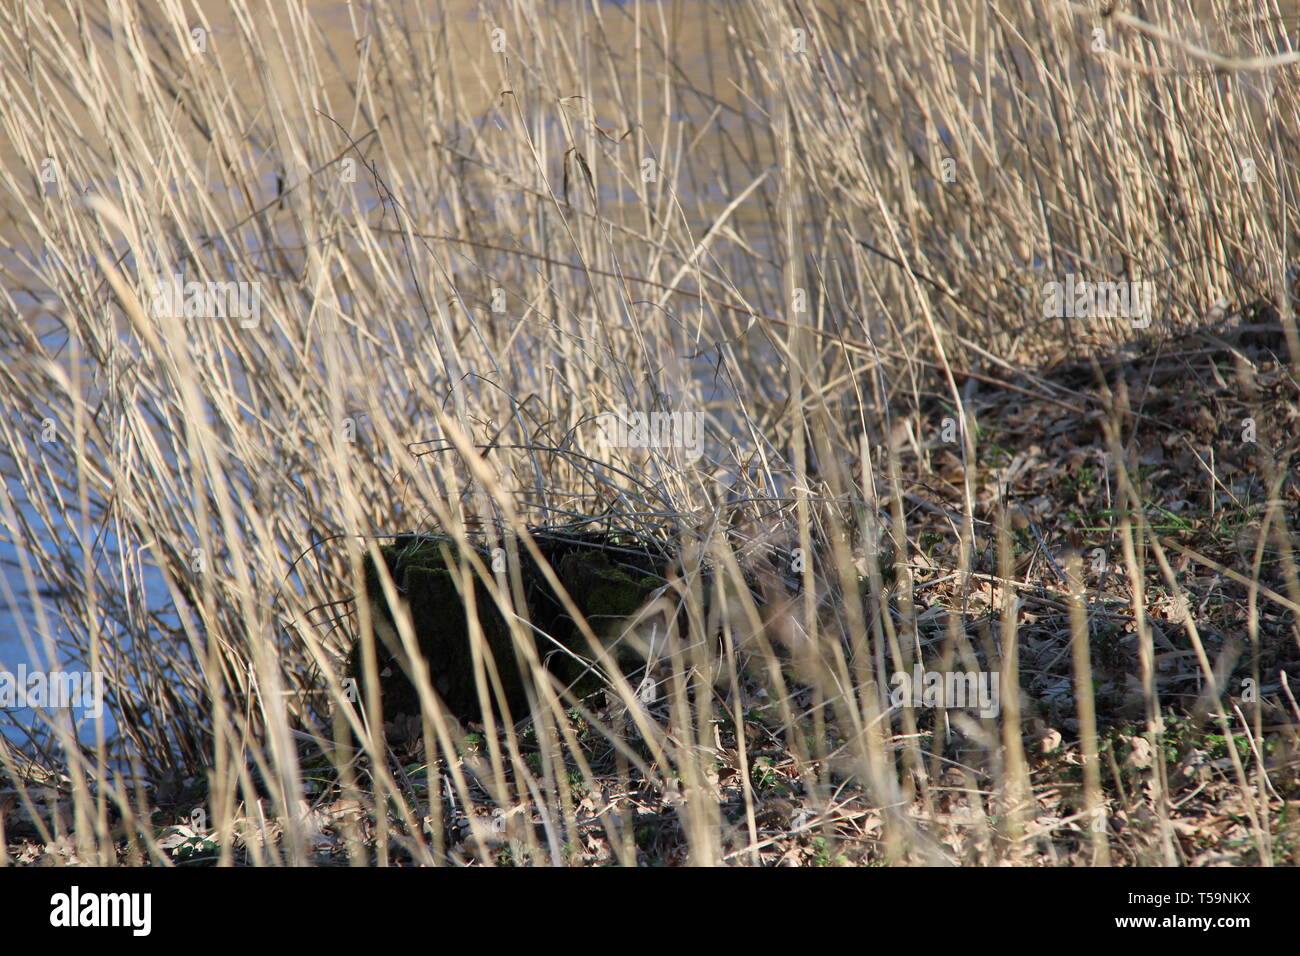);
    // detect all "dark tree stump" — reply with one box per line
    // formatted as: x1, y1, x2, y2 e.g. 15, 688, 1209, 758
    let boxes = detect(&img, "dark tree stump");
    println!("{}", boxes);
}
347, 529, 671, 729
